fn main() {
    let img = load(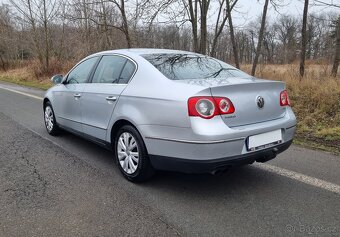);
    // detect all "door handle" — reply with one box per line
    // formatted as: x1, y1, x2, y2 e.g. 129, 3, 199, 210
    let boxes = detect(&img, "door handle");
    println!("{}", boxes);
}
106, 96, 117, 102
74, 94, 81, 98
